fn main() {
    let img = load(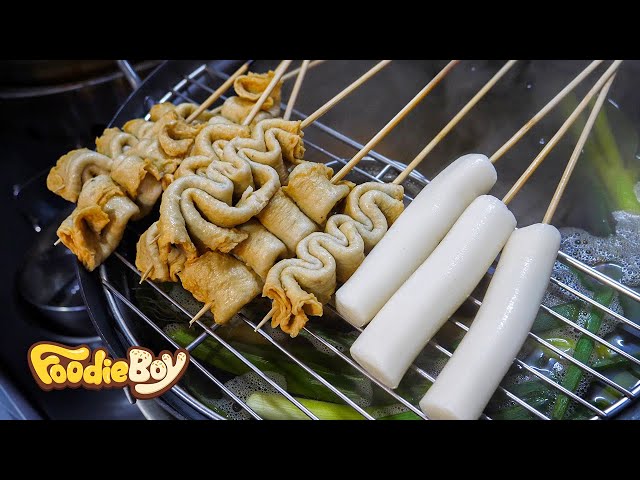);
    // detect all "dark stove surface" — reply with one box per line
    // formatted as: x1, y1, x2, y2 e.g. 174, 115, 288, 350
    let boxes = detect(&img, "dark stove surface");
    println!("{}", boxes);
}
0, 66, 146, 420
